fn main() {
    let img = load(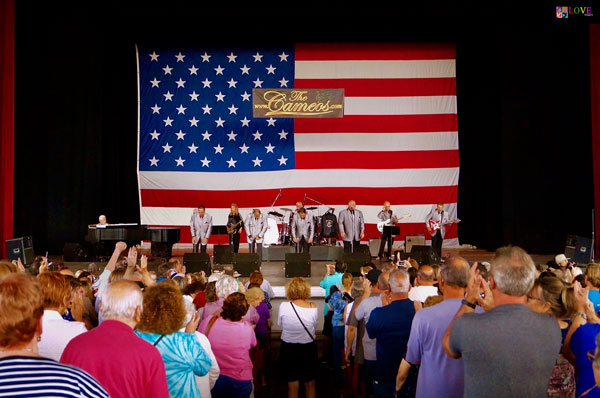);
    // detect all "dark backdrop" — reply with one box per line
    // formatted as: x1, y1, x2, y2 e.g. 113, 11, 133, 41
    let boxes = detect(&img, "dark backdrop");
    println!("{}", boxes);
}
14, 3, 596, 254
